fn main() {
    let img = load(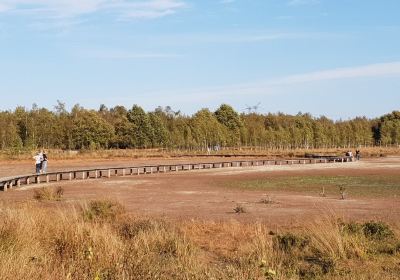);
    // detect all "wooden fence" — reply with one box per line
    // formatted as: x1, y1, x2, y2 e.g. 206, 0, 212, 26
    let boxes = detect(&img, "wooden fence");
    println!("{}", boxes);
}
0, 157, 352, 191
